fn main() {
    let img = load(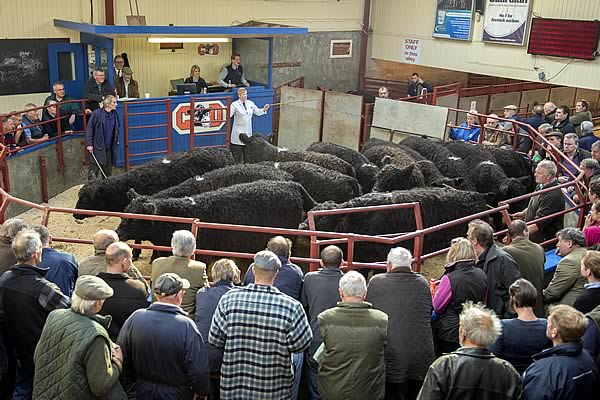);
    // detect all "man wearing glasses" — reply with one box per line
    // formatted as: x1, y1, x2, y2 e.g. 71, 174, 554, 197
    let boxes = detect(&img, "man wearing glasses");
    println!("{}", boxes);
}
43, 82, 80, 127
